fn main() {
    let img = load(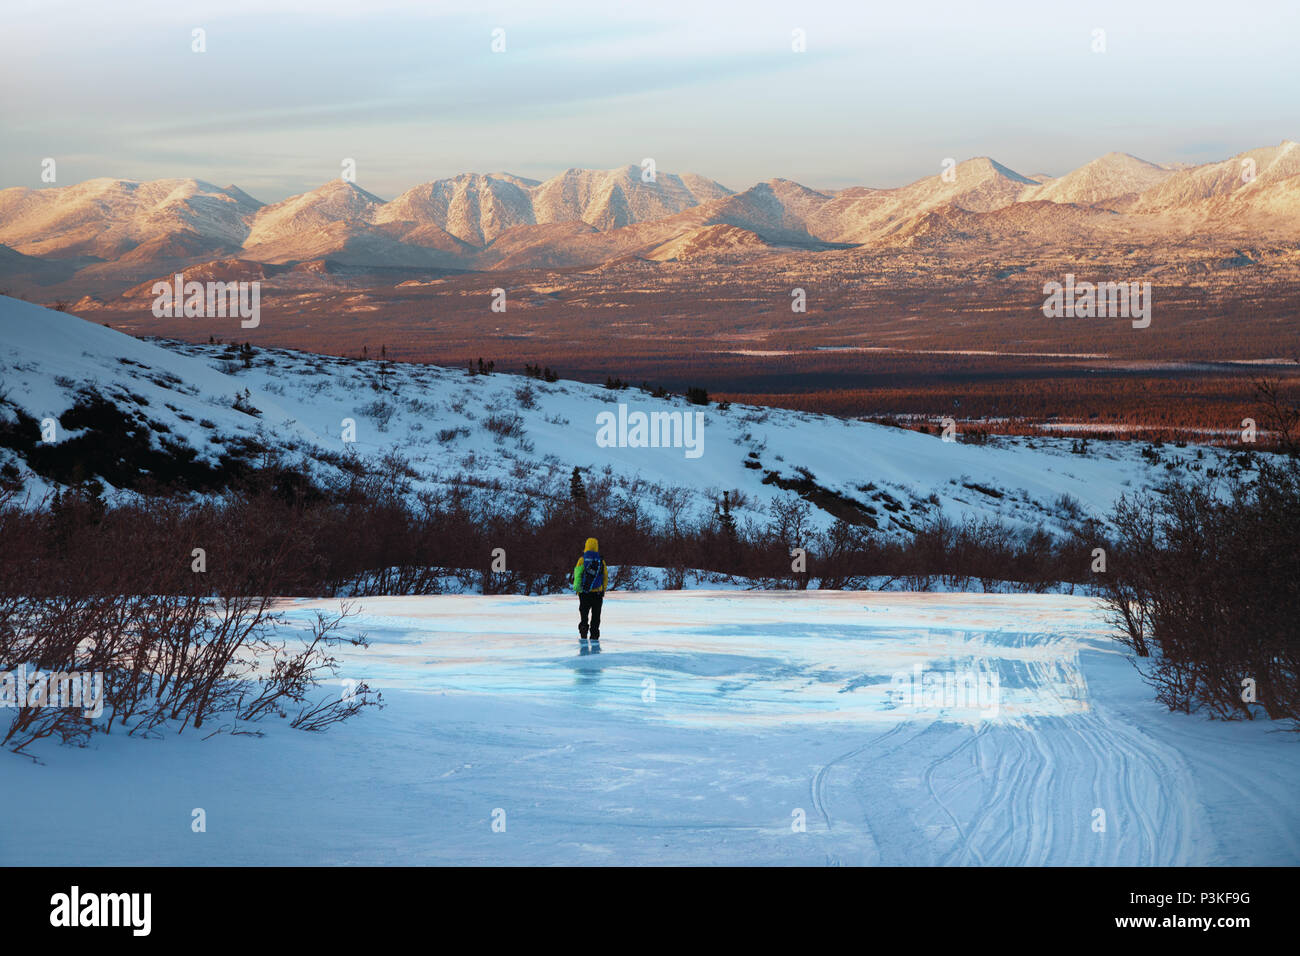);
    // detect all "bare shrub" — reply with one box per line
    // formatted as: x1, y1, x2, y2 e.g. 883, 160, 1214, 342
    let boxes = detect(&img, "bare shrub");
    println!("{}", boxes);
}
483, 413, 525, 442
1104, 461, 1300, 728
514, 384, 538, 409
